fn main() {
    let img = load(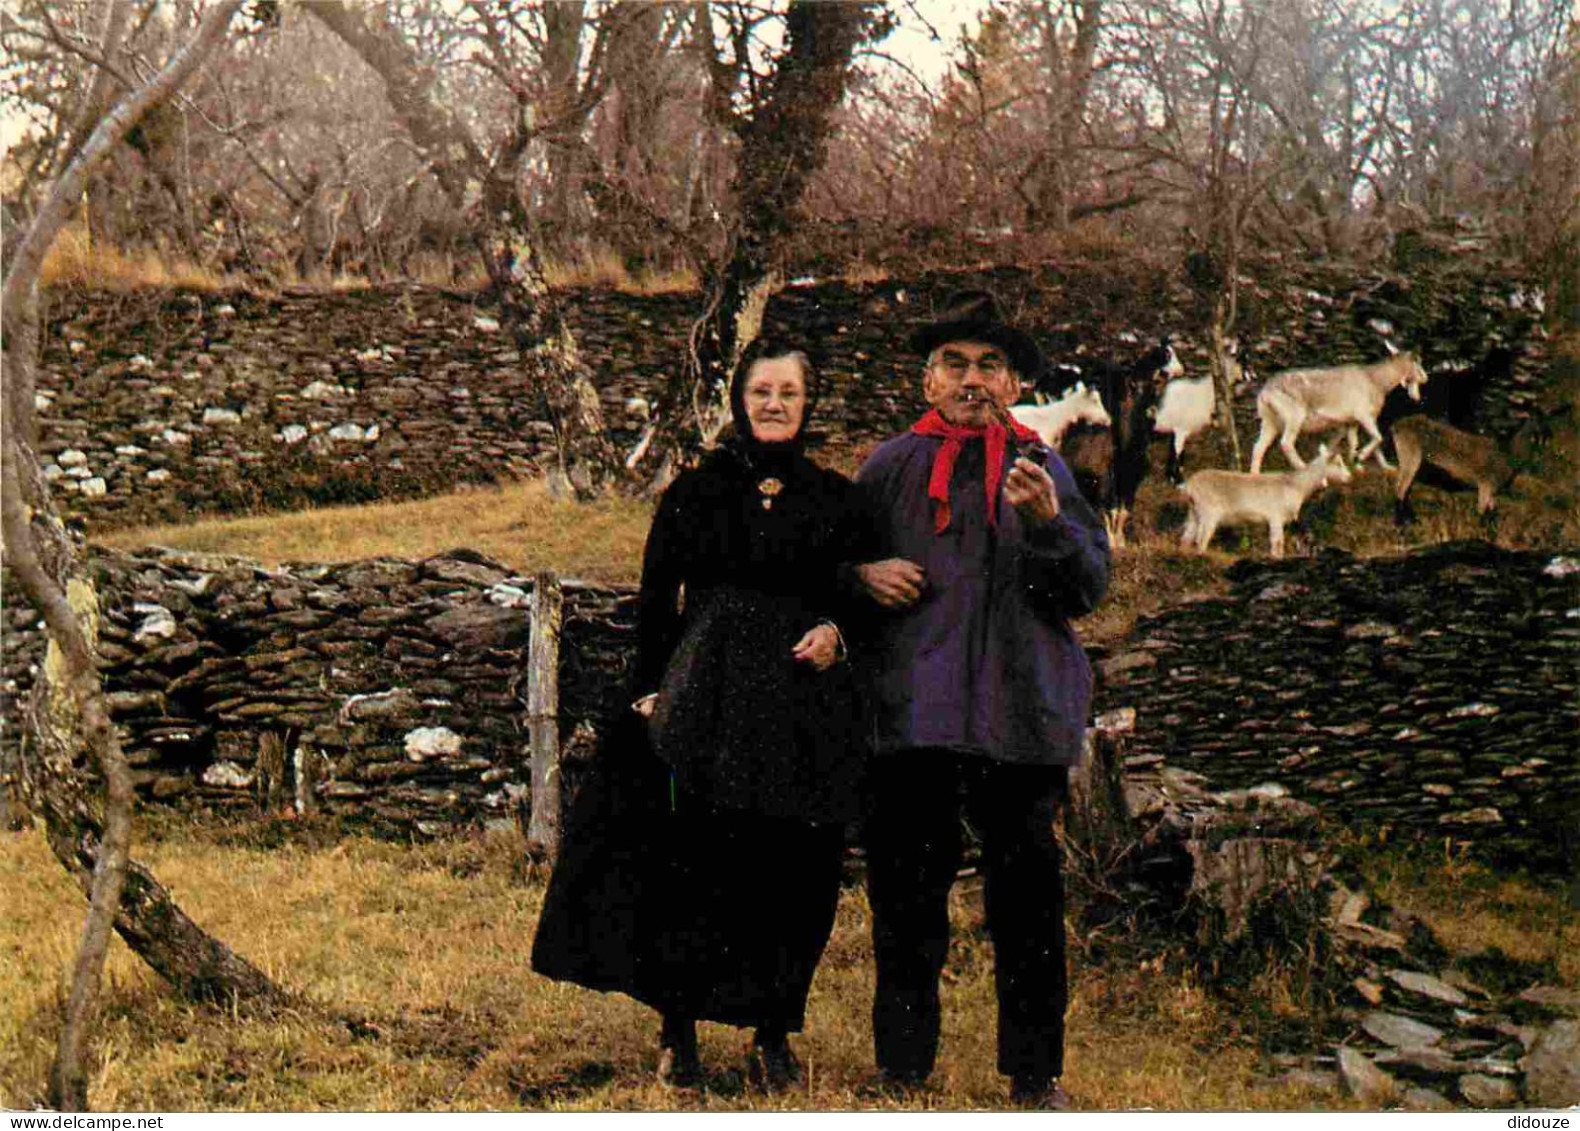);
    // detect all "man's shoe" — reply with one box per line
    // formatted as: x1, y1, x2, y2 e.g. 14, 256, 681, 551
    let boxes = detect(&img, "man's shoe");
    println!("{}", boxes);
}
1010, 1075, 1071, 1109
746, 1036, 802, 1092
874, 1067, 929, 1093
